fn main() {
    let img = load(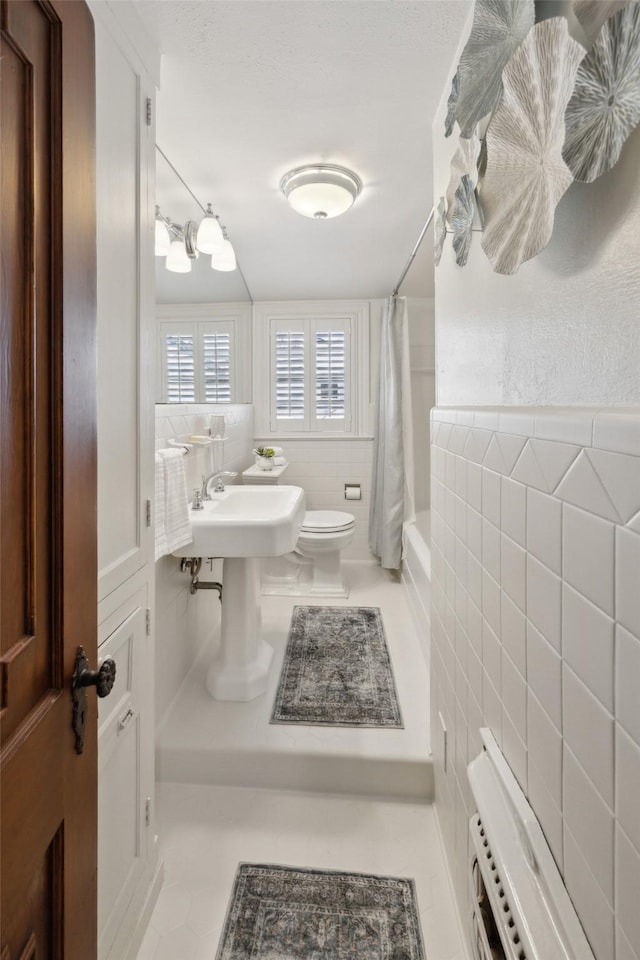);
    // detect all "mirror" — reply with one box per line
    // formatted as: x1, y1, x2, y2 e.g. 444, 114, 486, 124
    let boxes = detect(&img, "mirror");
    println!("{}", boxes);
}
155, 148, 252, 404
155, 147, 252, 306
